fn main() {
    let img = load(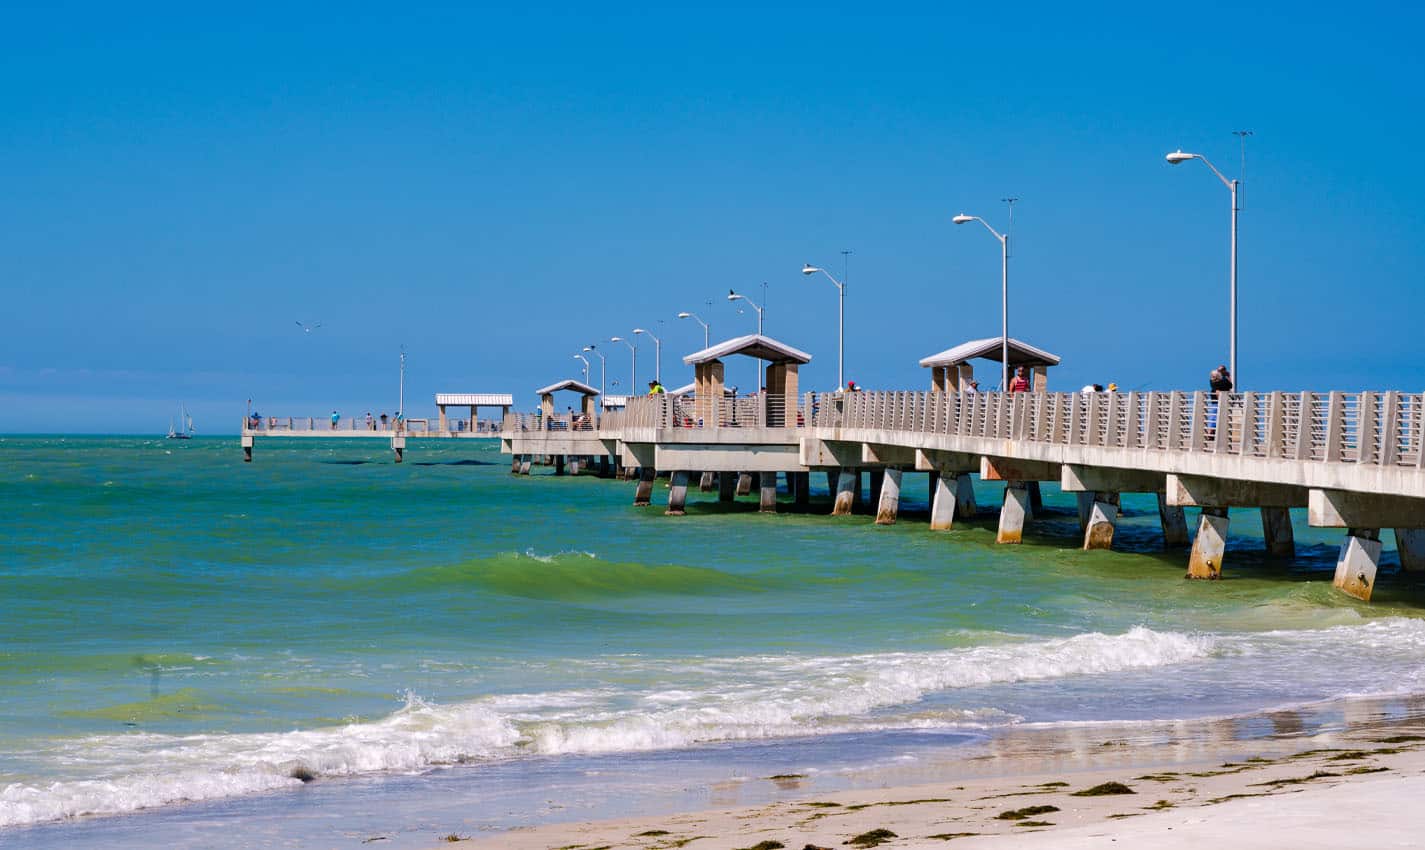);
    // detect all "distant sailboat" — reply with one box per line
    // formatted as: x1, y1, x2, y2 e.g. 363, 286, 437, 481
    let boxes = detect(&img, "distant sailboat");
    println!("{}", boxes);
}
167, 404, 195, 440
